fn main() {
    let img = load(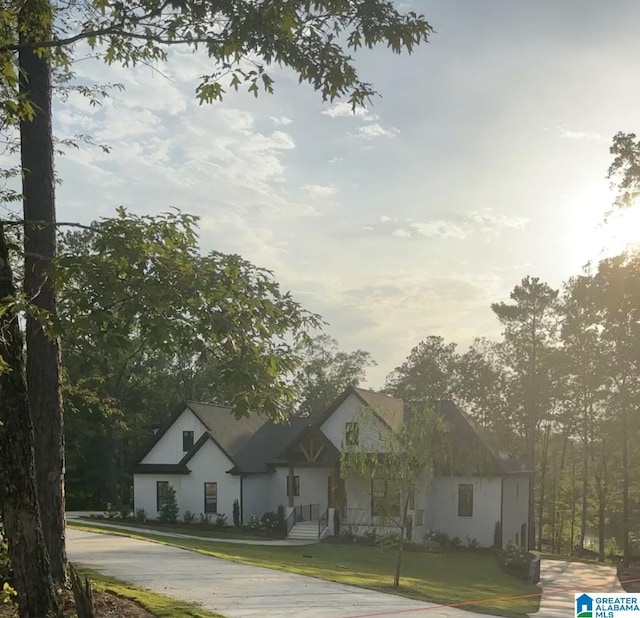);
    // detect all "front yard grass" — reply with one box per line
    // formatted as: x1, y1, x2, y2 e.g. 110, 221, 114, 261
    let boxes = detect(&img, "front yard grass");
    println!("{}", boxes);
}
70, 522, 540, 617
